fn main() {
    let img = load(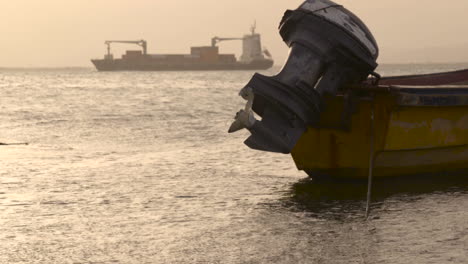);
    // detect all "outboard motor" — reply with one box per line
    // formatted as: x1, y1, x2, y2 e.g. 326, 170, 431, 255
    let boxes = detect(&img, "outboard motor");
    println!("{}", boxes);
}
229, 0, 379, 154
